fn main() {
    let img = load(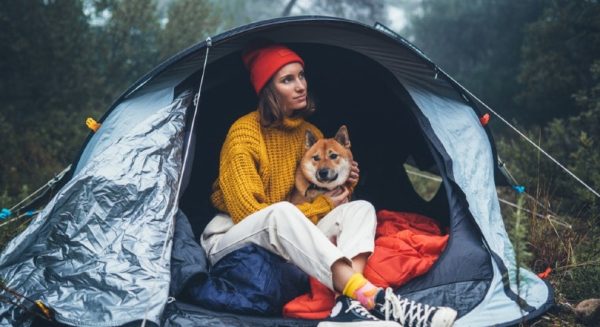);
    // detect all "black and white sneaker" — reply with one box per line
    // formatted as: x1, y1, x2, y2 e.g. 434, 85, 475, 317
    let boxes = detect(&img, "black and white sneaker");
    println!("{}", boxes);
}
318, 295, 400, 326
372, 288, 457, 327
